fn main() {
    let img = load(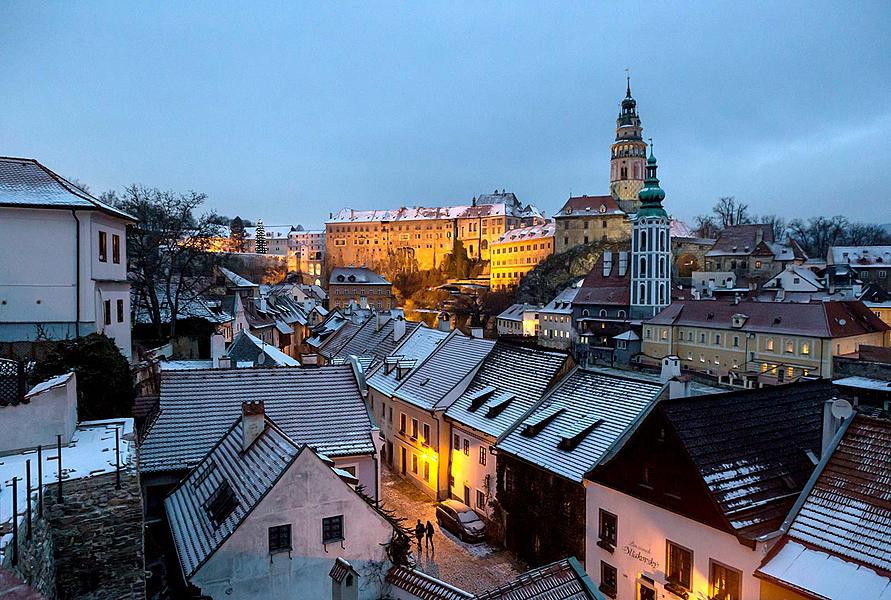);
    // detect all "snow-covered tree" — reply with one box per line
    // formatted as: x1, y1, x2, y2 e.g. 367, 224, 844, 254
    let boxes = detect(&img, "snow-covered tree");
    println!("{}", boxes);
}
255, 219, 268, 254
